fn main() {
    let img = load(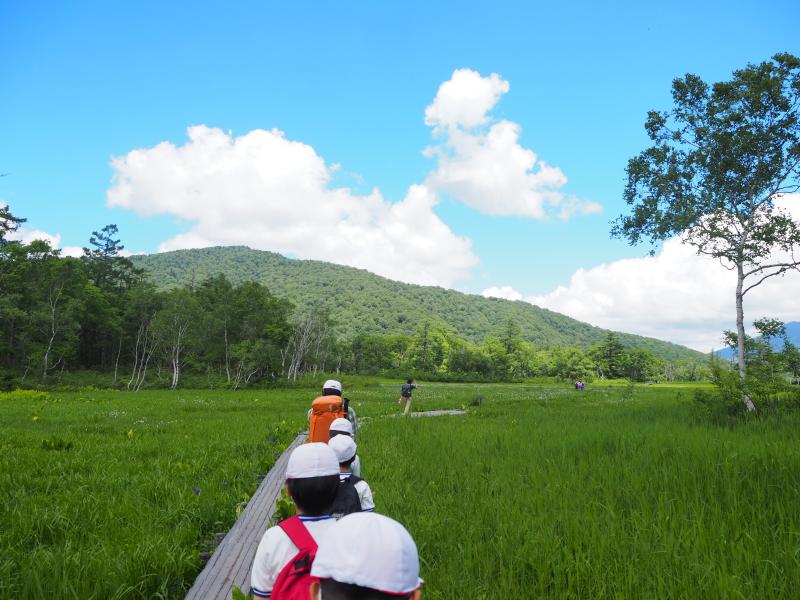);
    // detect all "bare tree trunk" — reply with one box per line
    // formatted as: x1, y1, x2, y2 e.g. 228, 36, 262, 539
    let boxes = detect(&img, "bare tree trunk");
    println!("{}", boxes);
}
224, 322, 231, 384
736, 265, 756, 411
135, 336, 157, 392
41, 283, 64, 383
128, 323, 144, 390
169, 321, 188, 389
113, 336, 123, 385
